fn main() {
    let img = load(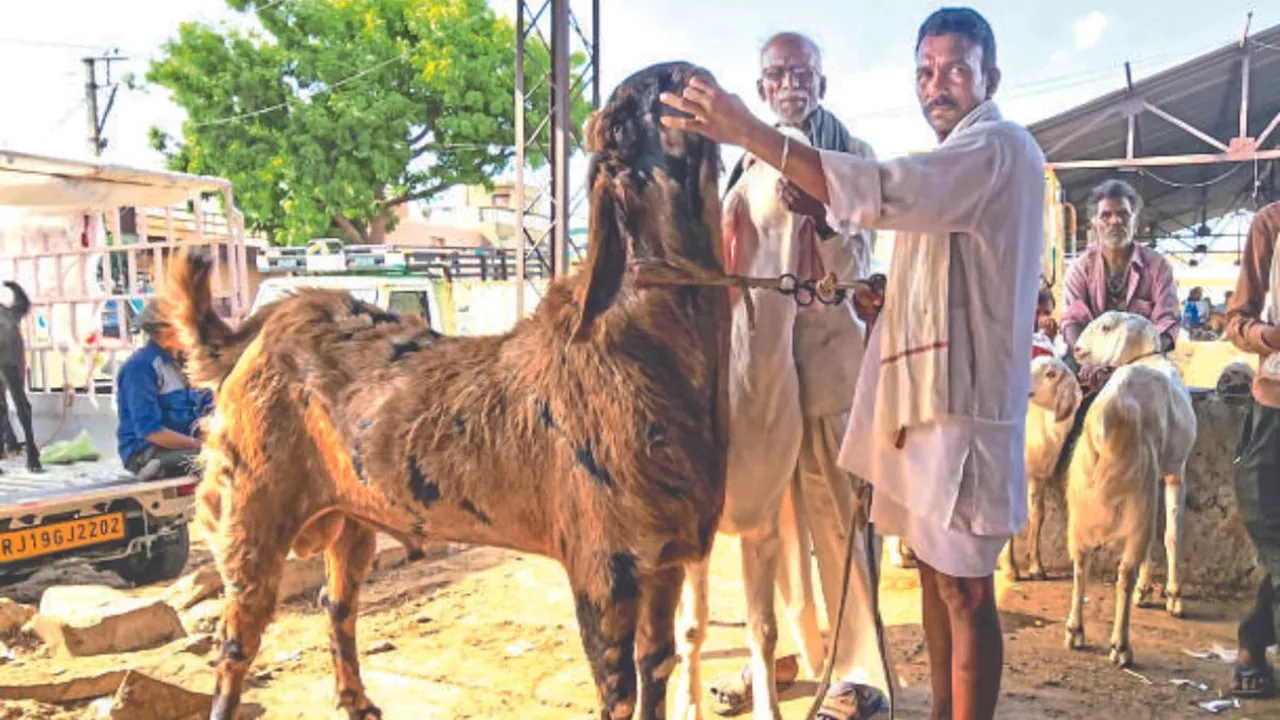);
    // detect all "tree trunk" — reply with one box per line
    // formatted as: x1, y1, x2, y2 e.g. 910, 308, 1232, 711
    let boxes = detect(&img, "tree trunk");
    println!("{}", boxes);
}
368, 210, 389, 246
333, 214, 367, 245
